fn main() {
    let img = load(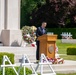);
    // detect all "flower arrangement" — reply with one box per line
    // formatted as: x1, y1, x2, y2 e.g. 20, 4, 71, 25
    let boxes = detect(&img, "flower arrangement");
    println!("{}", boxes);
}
22, 26, 37, 47
46, 45, 64, 64
47, 57, 64, 64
